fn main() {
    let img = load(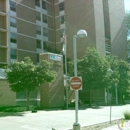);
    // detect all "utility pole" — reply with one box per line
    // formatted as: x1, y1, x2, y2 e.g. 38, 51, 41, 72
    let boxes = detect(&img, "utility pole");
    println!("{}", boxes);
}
62, 27, 68, 109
